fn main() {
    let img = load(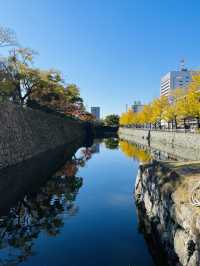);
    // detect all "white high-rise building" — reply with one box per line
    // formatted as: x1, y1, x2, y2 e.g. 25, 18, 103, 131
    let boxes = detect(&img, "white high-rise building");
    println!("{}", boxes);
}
160, 60, 198, 97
